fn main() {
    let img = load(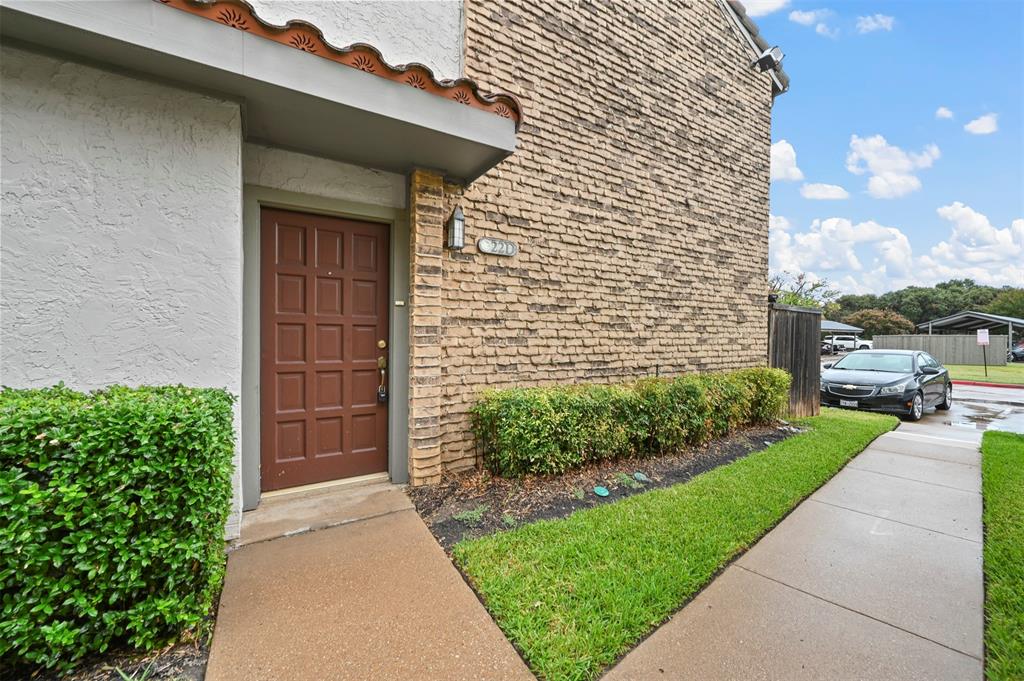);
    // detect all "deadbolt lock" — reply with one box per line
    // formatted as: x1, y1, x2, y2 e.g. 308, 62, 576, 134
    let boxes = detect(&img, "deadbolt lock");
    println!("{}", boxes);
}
377, 339, 387, 349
